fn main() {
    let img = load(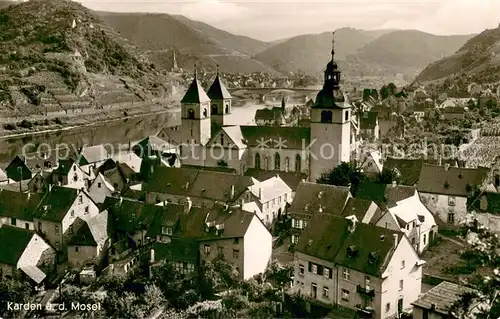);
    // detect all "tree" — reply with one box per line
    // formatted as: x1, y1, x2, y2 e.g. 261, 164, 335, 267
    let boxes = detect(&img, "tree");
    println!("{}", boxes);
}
0, 278, 34, 318
387, 82, 397, 95
380, 85, 390, 100
316, 161, 366, 193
